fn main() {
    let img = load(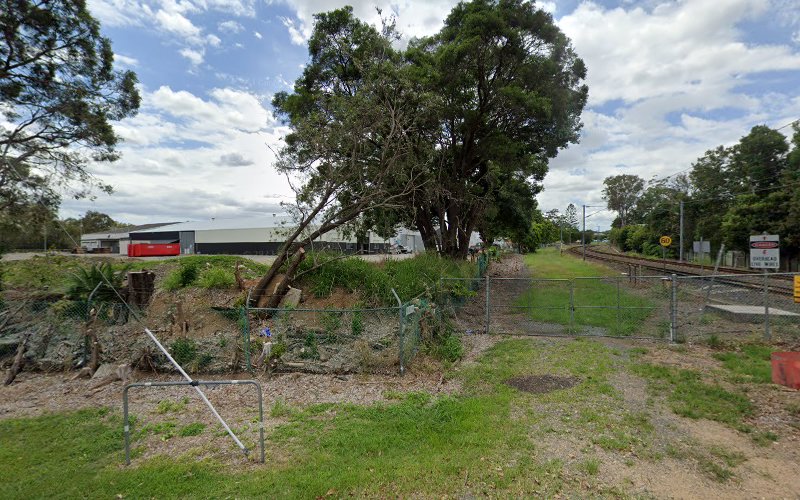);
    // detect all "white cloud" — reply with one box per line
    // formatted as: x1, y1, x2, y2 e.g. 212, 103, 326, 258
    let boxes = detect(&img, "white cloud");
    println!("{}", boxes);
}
63, 86, 291, 223
272, 0, 459, 45
254, 31, 263, 39
558, 0, 800, 106
536, 0, 800, 229
179, 48, 204, 65
279, 17, 305, 45
218, 20, 244, 33
207, 34, 222, 46
114, 53, 139, 67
